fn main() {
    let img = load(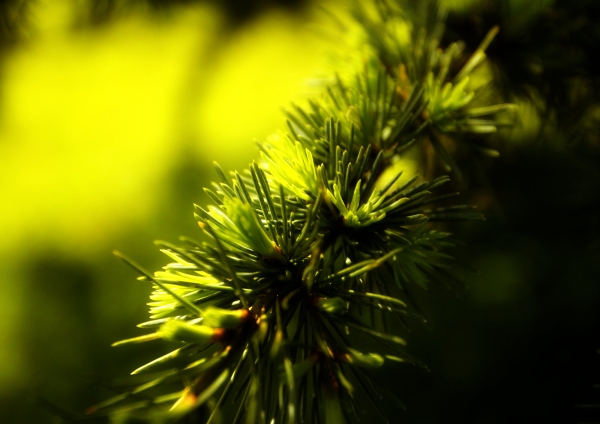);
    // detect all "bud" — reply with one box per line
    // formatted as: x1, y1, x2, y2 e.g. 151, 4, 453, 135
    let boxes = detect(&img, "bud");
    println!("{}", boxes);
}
202, 307, 248, 329
316, 297, 346, 314
254, 315, 269, 343
342, 348, 384, 368
160, 320, 220, 344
